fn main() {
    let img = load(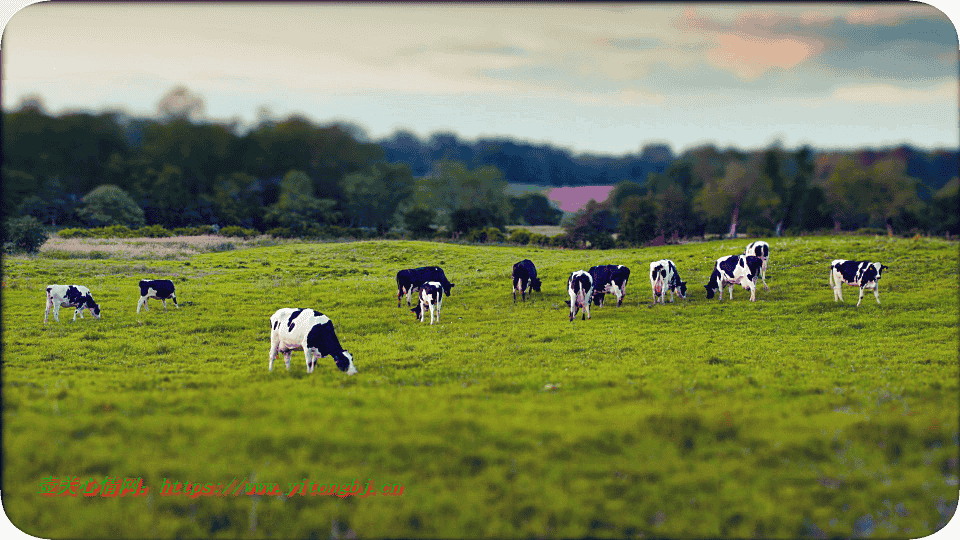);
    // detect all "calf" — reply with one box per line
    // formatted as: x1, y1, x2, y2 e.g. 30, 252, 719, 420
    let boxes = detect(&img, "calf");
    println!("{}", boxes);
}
512, 259, 542, 302
269, 308, 358, 375
588, 265, 630, 307
137, 279, 179, 313
649, 259, 687, 304
829, 259, 888, 306
745, 241, 770, 290
396, 266, 455, 307
411, 281, 443, 324
567, 270, 594, 321
704, 255, 763, 302
44, 284, 101, 324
